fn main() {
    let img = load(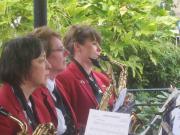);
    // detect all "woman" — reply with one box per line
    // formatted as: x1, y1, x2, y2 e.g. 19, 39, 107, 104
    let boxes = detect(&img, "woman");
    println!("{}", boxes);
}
56, 25, 113, 132
31, 26, 78, 135
0, 36, 54, 134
